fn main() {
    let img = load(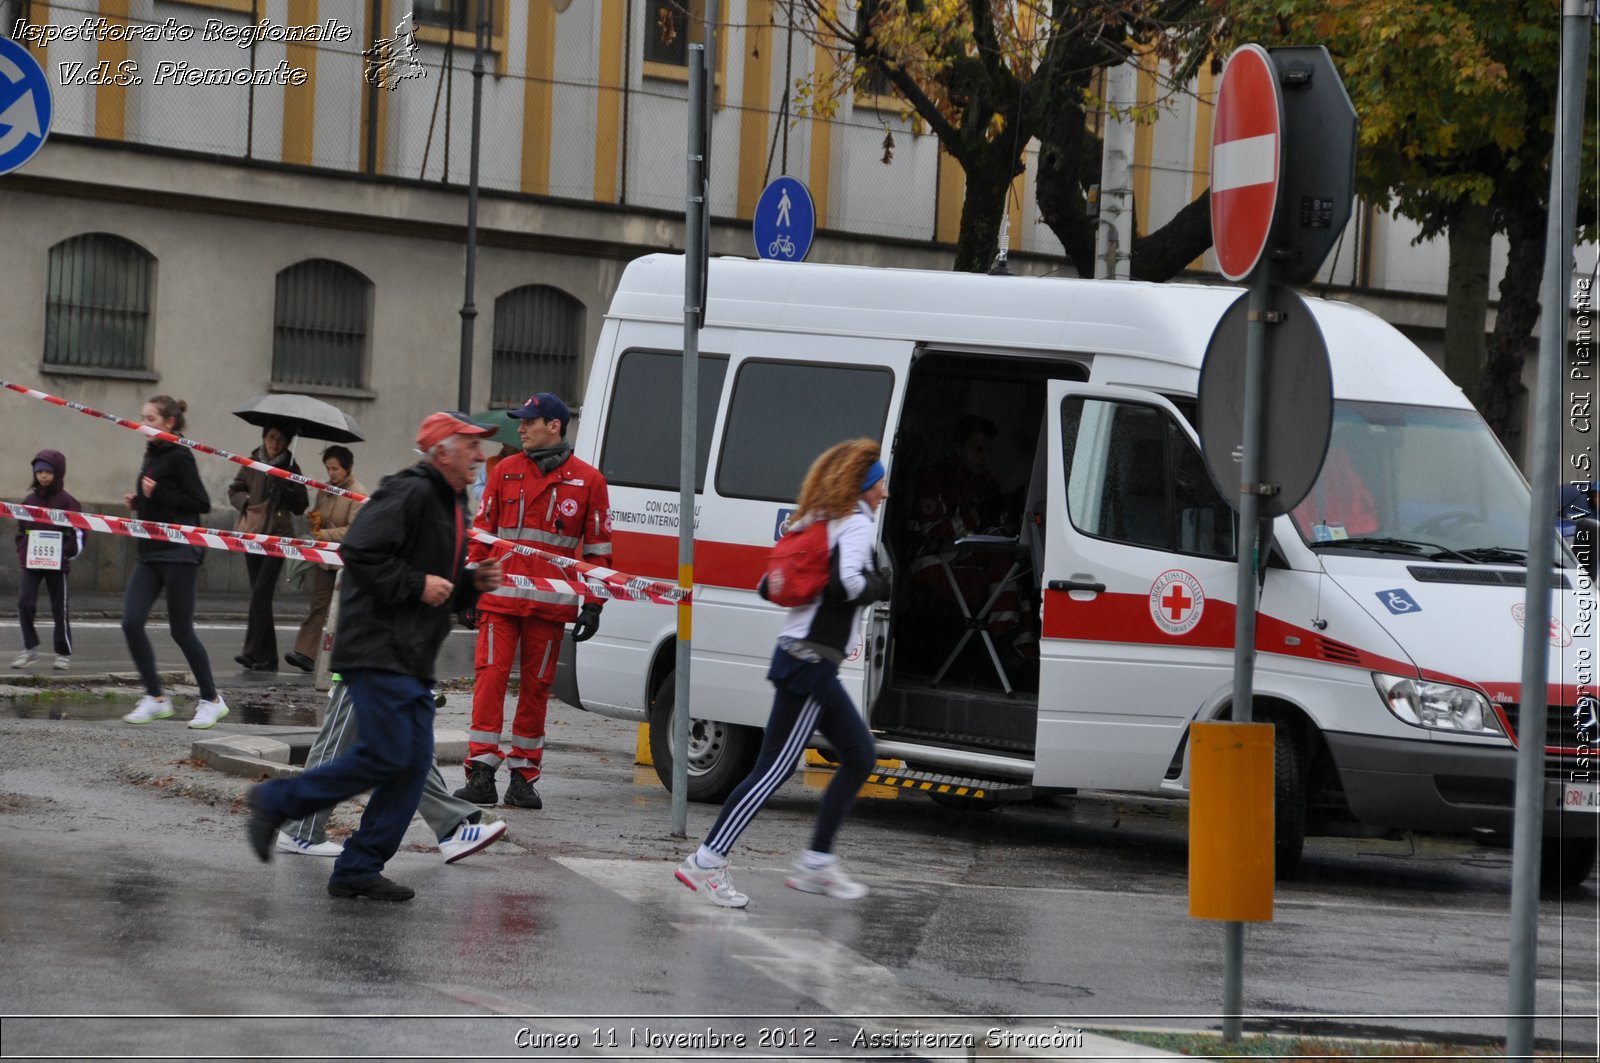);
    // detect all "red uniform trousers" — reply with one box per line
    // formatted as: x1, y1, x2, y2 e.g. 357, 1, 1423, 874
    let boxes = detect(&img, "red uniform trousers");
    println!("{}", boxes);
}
467, 612, 566, 782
